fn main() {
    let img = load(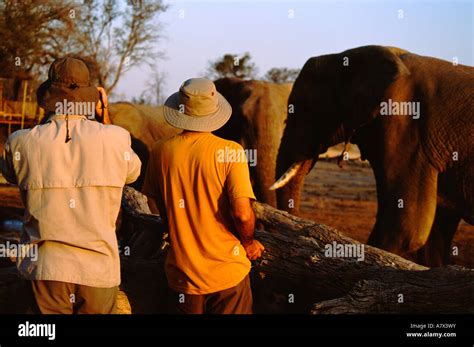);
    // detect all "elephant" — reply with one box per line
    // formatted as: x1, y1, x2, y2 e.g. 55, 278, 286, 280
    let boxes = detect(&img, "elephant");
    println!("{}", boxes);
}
108, 102, 181, 189
271, 45, 474, 267
109, 102, 181, 151
214, 77, 292, 206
